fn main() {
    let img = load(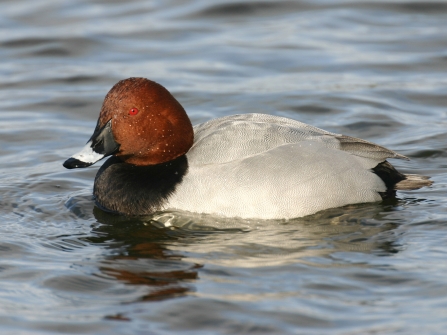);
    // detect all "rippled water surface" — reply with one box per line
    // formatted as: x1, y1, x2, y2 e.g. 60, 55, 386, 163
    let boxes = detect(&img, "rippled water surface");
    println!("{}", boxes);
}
1, 1, 447, 334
